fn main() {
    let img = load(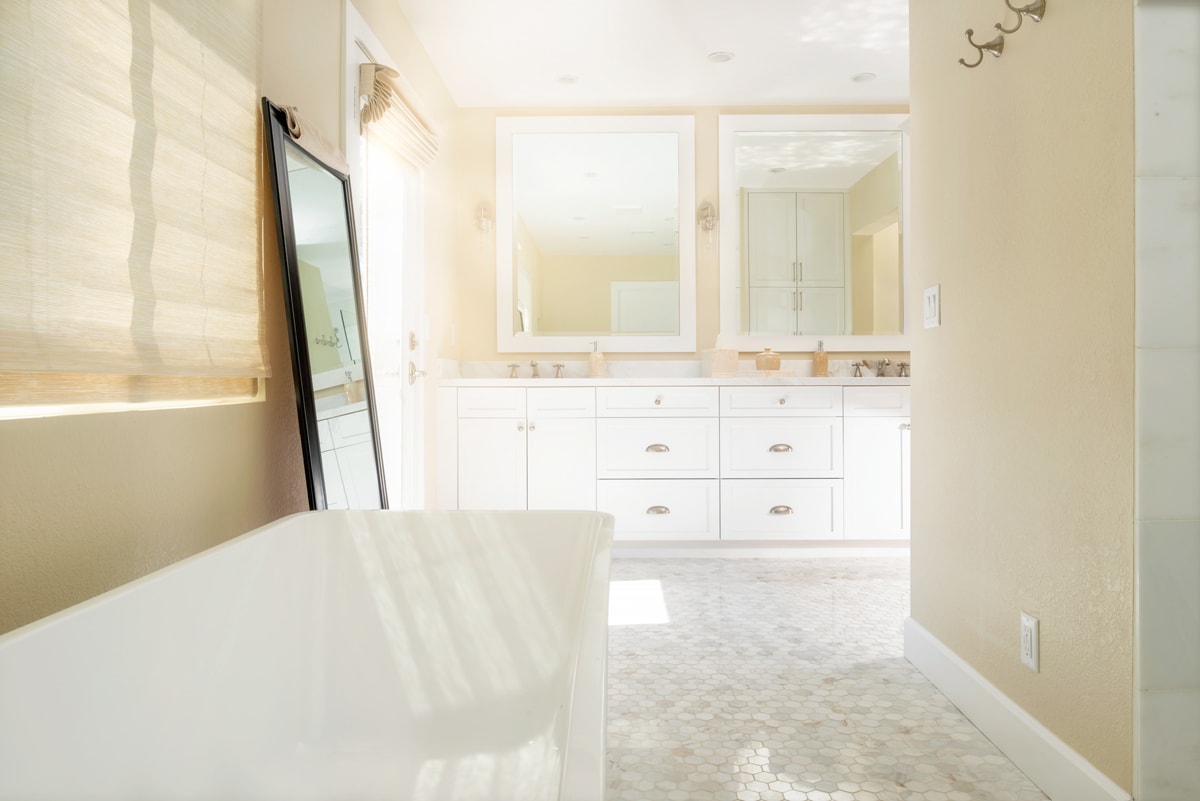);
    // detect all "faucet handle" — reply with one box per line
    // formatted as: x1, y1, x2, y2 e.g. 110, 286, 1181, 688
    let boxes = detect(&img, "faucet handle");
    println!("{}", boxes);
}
852, 361, 865, 377
898, 361, 910, 377
553, 363, 565, 378
507, 363, 519, 379
529, 360, 539, 378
